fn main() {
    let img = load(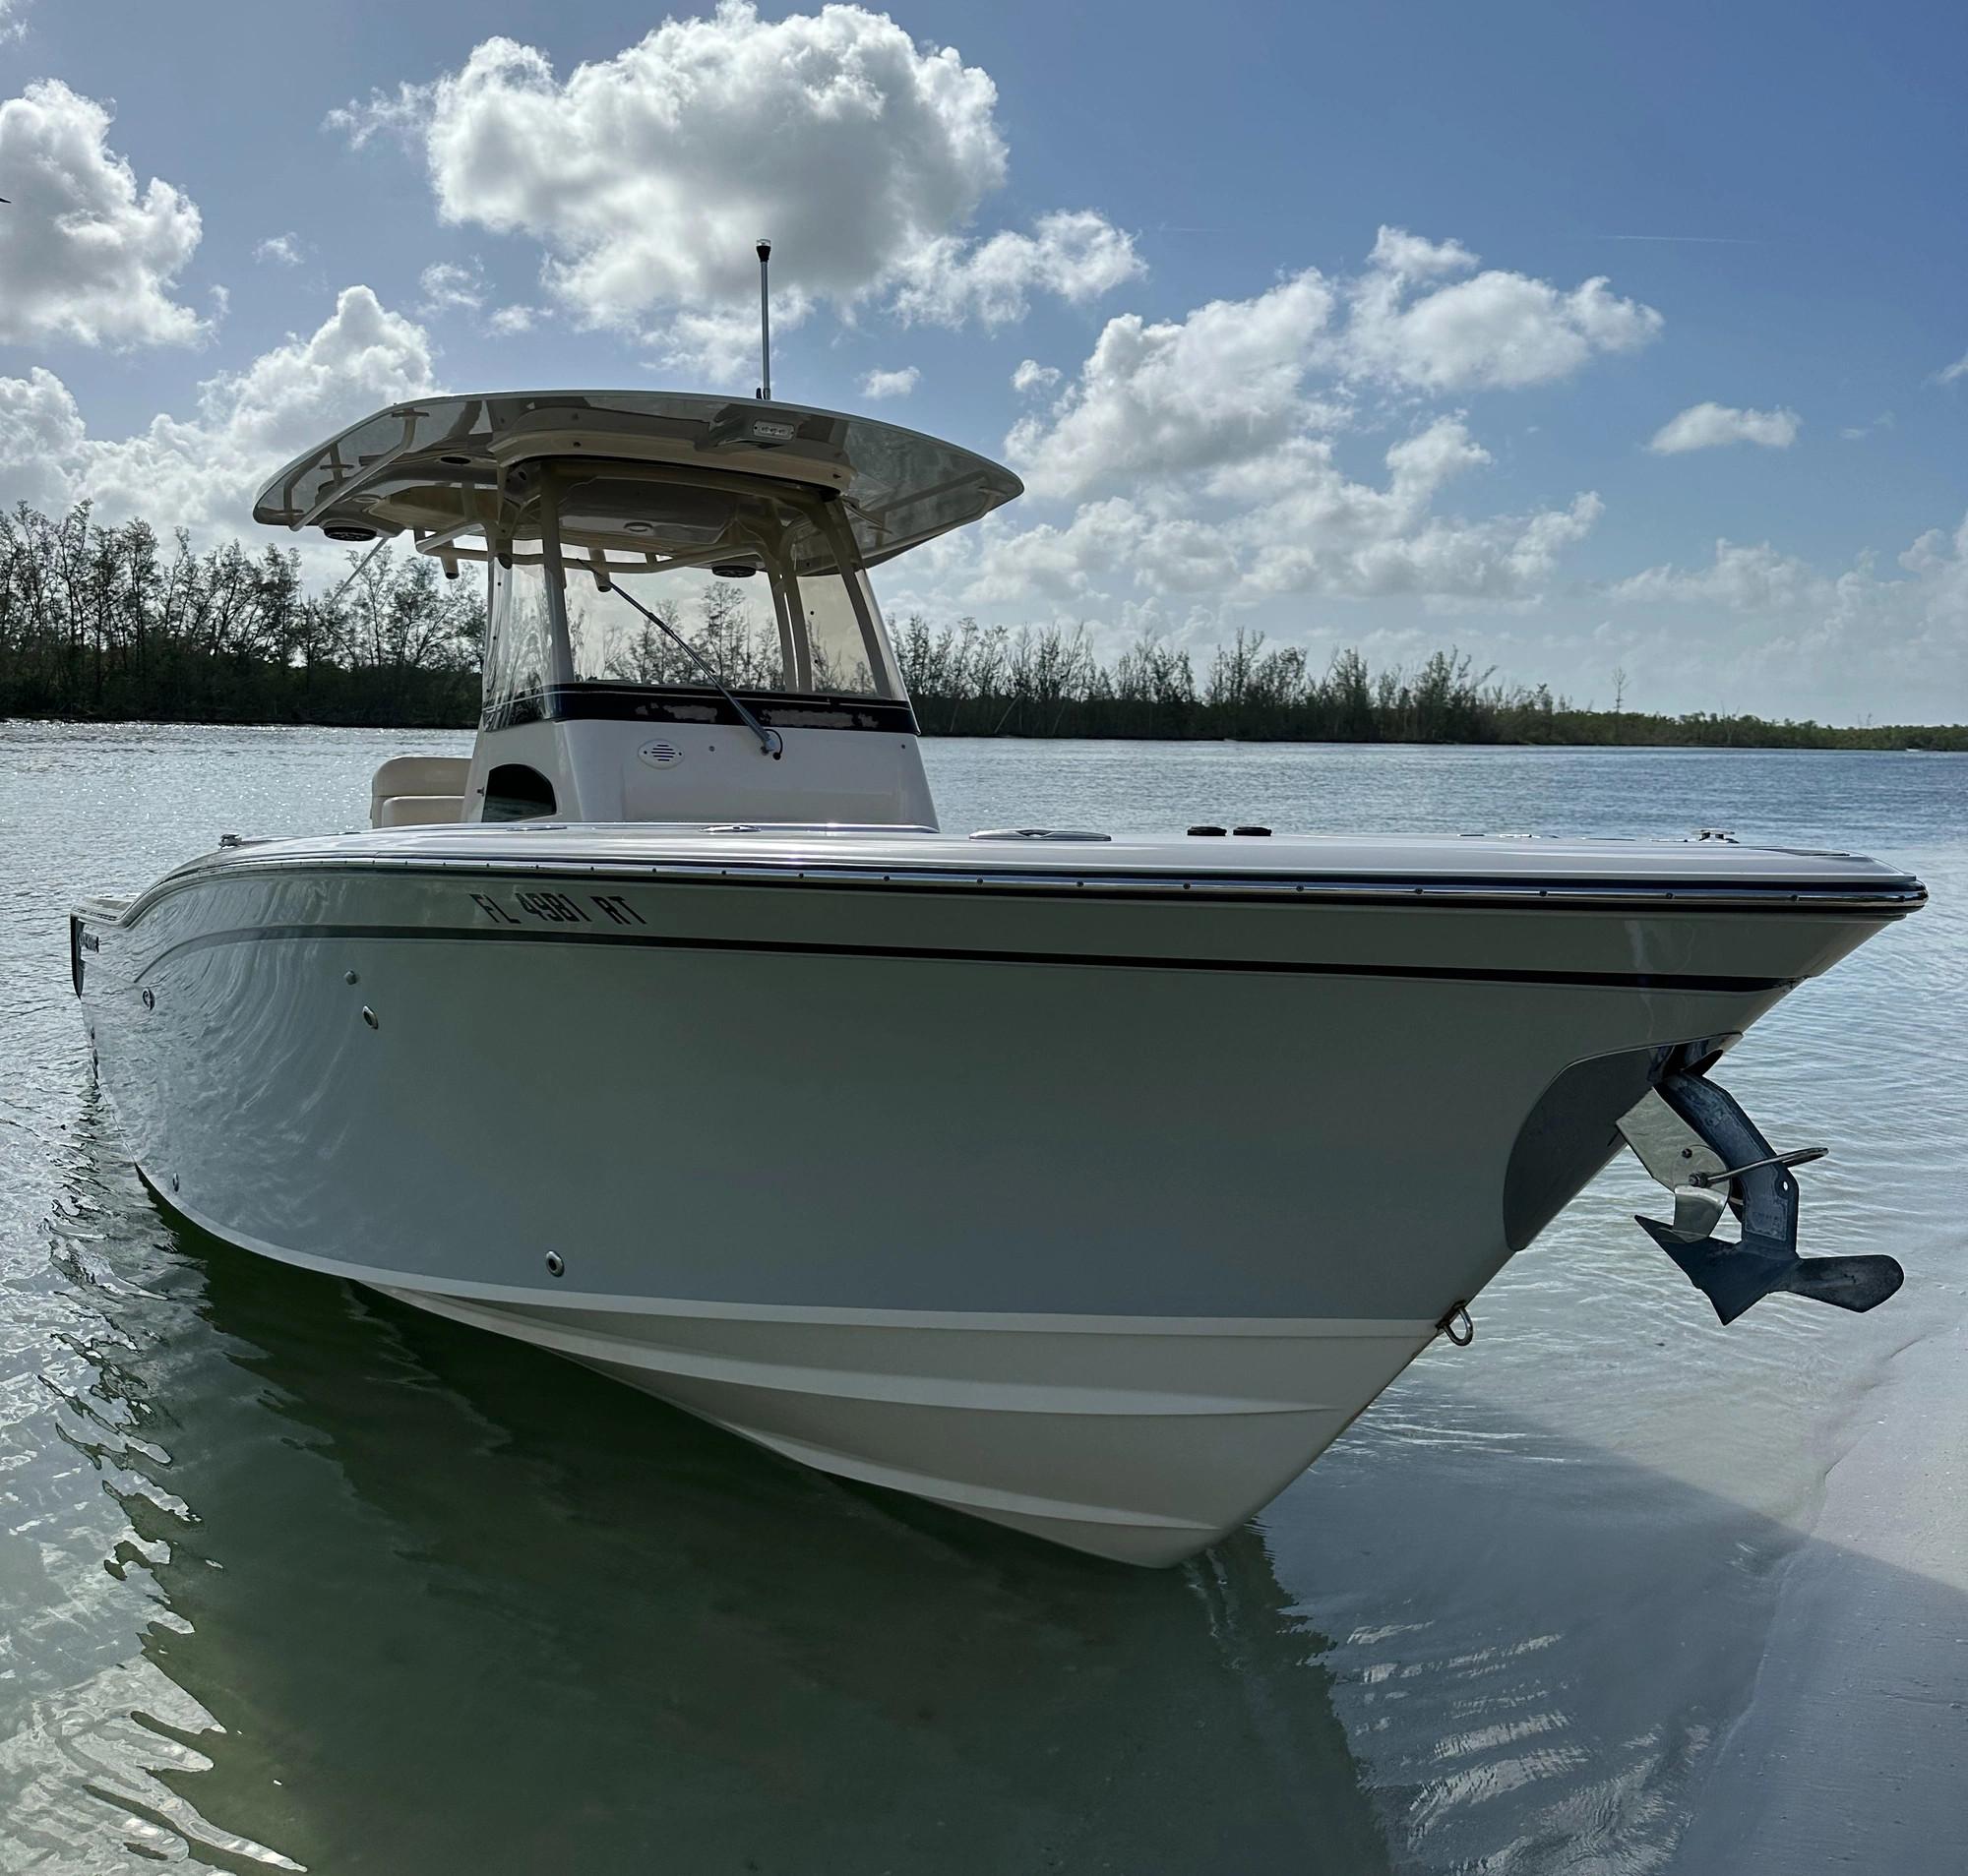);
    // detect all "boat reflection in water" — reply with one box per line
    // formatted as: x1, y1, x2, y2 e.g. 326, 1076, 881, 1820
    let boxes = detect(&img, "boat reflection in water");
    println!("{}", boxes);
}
46, 1139, 1391, 1873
